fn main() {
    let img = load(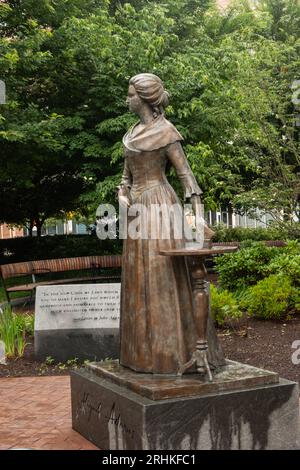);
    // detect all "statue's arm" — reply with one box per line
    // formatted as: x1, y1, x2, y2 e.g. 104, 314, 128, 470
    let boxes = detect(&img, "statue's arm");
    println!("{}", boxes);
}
119, 156, 132, 189
117, 154, 132, 207
166, 141, 202, 199
166, 141, 215, 241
